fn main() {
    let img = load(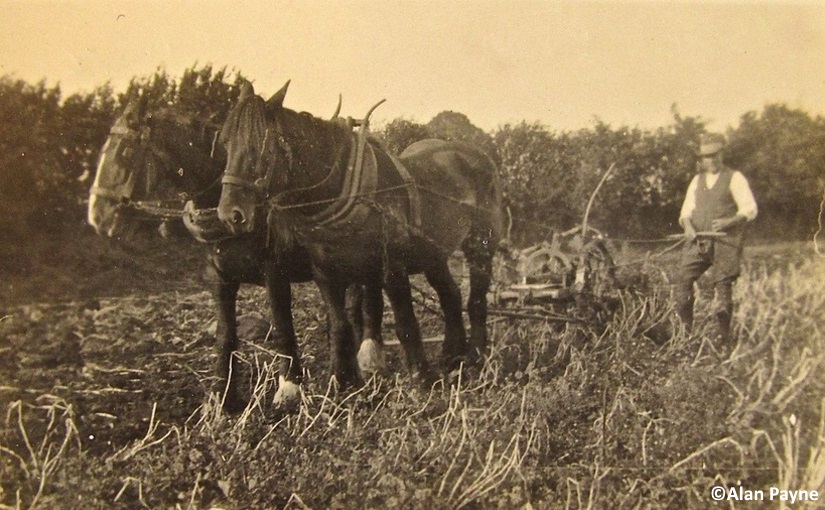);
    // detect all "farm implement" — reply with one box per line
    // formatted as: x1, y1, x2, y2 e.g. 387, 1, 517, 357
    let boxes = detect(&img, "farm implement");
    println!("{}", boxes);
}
490, 164, 620, 323
488, 162, 726, 324
492, 225, 616, 309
